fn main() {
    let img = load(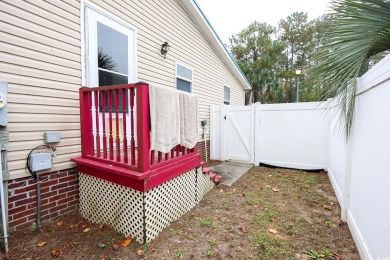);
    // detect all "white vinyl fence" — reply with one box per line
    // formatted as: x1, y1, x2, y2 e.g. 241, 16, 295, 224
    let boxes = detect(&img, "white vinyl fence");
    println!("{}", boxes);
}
210, 54, 390, 259
211, 102, 329, 170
